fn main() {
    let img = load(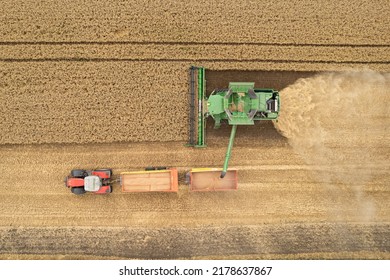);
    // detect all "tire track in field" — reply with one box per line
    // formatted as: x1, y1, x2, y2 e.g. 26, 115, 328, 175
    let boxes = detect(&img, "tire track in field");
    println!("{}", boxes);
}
1, 224, 389, 259
1, 41, 389, 47
3, 58, 389, 64
2, 42, 388, 64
